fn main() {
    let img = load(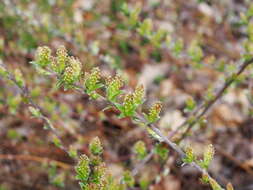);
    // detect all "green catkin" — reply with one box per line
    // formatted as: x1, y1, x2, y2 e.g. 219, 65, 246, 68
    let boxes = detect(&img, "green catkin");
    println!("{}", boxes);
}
132, 84, 144, 106
35, 46, 52, 67
146, 102, 162, 123
62, 56, 82, 86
